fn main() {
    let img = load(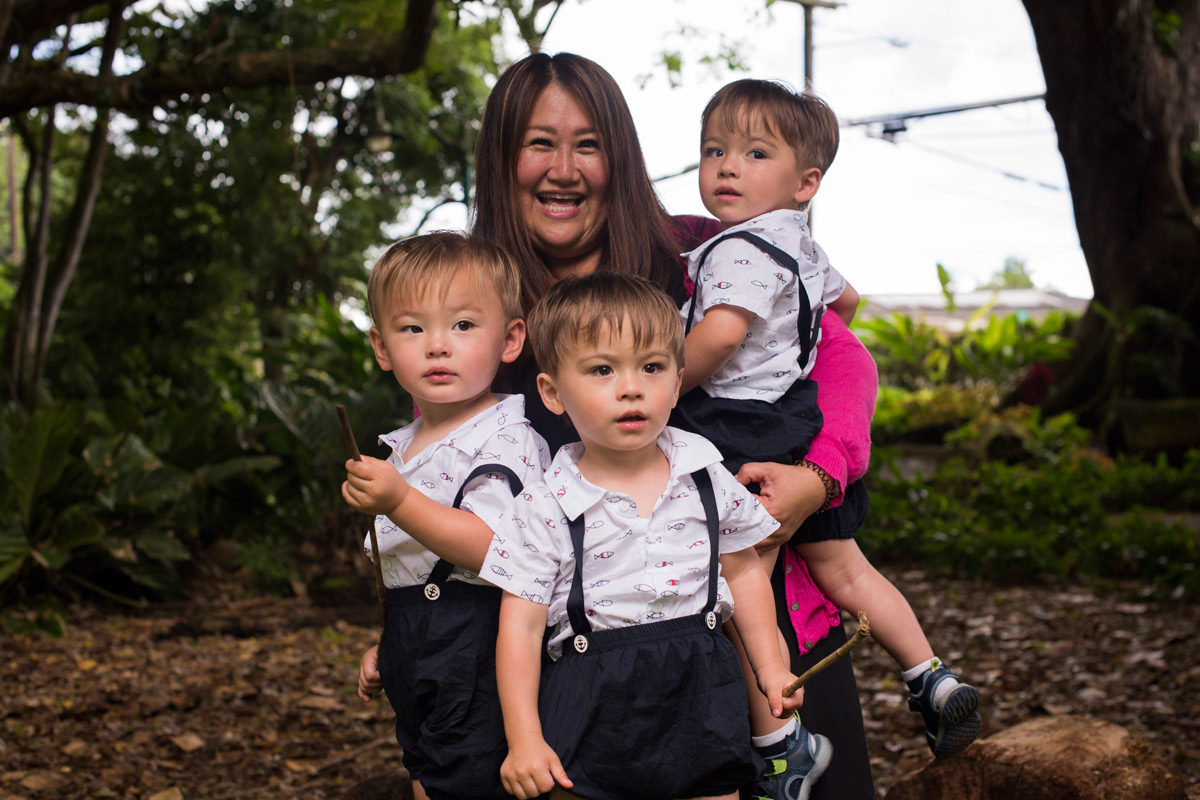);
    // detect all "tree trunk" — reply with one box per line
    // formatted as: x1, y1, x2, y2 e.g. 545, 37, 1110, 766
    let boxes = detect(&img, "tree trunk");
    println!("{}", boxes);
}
1022, 1, 1200, 445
